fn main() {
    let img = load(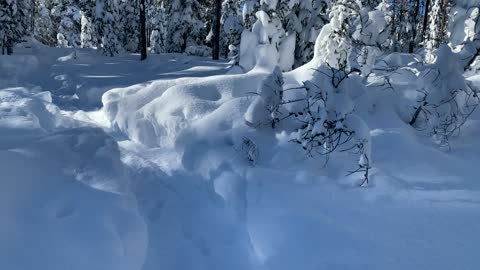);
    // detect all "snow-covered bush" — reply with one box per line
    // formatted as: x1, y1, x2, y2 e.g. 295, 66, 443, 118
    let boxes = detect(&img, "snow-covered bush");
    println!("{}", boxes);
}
408, 45, 479, 148
449, 2, 479, 72
240, 136, 258, 165
245, 66, 284, 128
239, 10, 295, 72
288, 66, 371, 185
244, 64, 371, 184
315, 0, 359, 70
351, 3, 390, 75
185, 45, 212, 57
